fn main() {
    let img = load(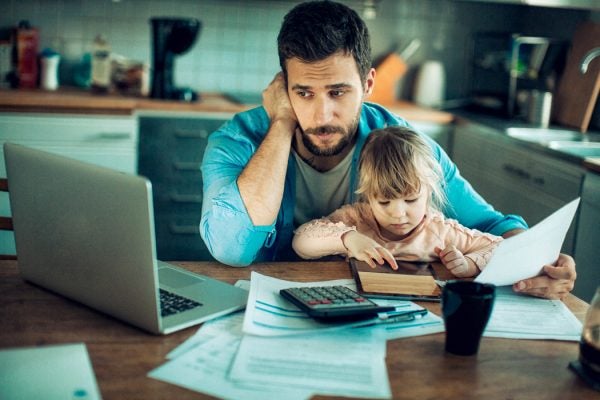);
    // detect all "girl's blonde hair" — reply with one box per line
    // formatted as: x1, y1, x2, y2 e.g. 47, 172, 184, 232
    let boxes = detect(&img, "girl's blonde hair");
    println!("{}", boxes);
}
356, 126, 447, 211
